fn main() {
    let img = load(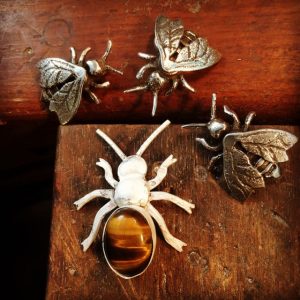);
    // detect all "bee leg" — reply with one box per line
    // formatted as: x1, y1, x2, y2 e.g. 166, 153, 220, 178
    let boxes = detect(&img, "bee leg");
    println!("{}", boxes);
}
196, 138, 222, 152
74, 189, 114, 210
138, 52, 157, 60
106, 65, 123, 75
124, 84, 148, 94
165, 77, 179, 96
96, 158, 118, 188
150, 191, 195, 214
70, 47, 76, 64
136, 63, 156, 80
147, 203, 187, 252
85, 87, 100, 104
92, 81, 110, 89
180, 75, 195, 93
148, 155, 177, 189
224, 105, 240, 130
78, 47, 91, 66
244, 111, 256, 131
102, 40, 112, 61
152, 91, 158, 116
81, 200, 117, 252
207, 153, 223, 171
